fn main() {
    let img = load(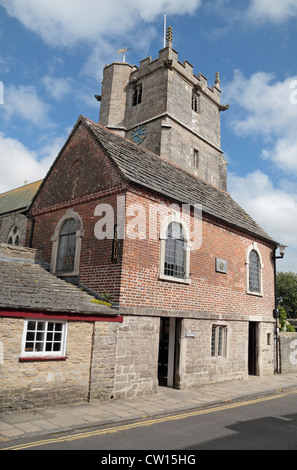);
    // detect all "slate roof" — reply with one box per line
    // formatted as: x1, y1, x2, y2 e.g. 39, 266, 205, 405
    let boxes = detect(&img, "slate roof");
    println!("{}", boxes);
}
81, 116, 276, 245
0, 244, 118, 317
0, 180, 42, 215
